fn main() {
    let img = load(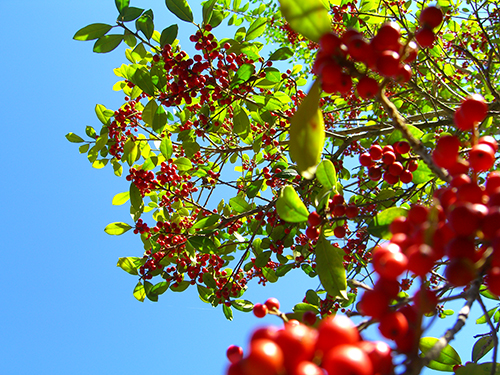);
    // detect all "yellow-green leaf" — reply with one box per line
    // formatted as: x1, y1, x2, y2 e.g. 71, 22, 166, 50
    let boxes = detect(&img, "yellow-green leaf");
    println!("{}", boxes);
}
315, 235, 347, 299
419, 337, 461, 372
289, 80, 325, 179
316, 159, 337, 190
133, 281, 146, 302
279, 0, 331, 42
104, 222, 132, 235
276, 185, 309, 223
73, 23, 113, 41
